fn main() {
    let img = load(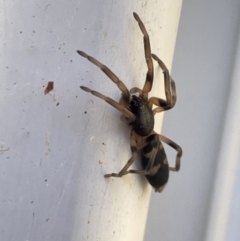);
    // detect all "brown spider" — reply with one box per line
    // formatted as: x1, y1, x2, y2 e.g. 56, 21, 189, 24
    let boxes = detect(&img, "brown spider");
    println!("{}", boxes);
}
78, 12, 182, 192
